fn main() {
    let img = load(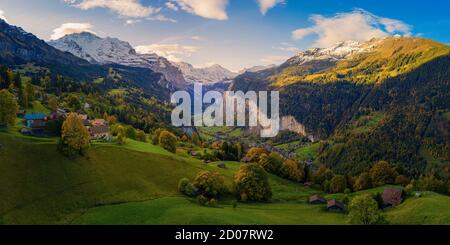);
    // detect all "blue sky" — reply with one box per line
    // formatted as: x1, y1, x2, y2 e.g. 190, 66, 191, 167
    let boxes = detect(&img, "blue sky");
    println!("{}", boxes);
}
0, 0, 449, 71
